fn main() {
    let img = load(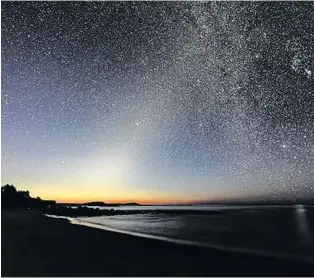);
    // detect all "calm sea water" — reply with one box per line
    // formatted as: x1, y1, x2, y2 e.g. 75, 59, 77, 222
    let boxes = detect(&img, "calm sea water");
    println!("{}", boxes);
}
83, 204, 281, 211
50, 205, 314, 262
